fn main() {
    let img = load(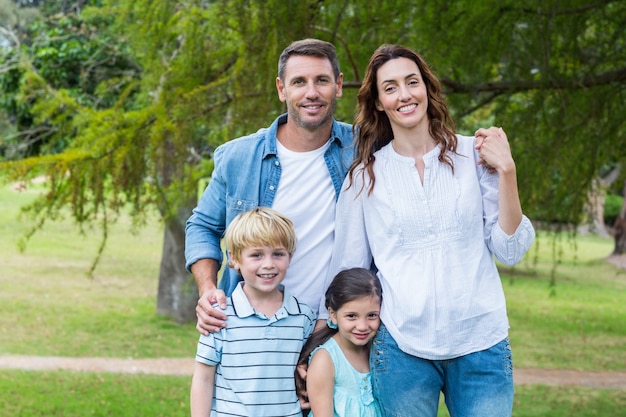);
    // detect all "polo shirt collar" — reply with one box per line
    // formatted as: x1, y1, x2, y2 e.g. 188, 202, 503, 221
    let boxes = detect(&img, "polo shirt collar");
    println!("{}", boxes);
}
231, 282, 301, 319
